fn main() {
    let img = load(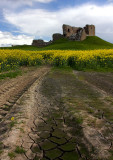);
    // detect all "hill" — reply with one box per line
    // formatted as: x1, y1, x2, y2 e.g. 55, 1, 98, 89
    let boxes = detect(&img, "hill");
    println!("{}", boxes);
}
1, 36, 113, 51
